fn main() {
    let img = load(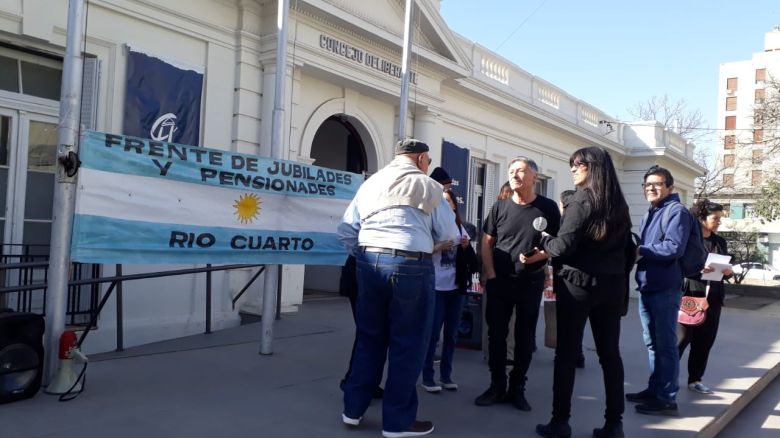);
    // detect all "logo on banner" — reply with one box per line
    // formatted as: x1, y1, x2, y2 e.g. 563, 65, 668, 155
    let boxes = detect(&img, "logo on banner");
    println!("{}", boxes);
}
234, 193, 262, 224
150, 113, 178, 142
